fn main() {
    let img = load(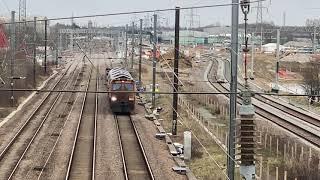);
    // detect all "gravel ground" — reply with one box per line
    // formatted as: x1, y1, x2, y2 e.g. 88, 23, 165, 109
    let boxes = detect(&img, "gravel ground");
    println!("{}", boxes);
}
131, 105, 187, 180
137, 61, 188, 180
95, 53, 125, 180
0, 60, 77, 179
10, 63, 84, 180
39, 64, 90, 180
